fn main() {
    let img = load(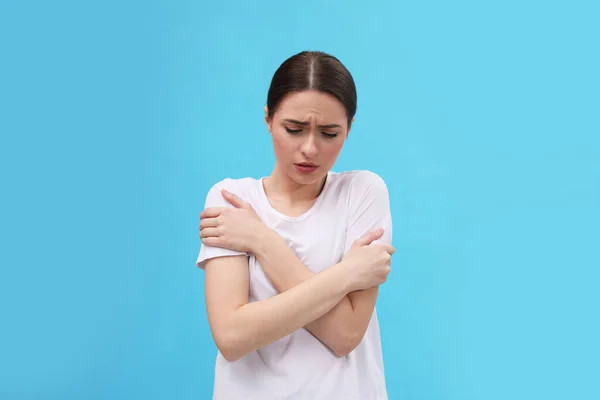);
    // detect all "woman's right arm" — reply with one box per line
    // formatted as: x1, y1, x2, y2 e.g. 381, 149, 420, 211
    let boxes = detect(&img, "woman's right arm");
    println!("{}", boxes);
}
204, 254, 356, 362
